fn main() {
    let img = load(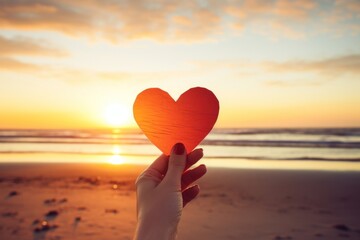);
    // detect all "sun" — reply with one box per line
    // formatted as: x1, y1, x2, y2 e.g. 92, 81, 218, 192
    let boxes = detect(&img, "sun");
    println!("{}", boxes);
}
103, 103, 131, 127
